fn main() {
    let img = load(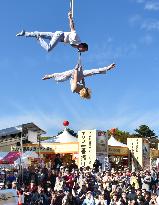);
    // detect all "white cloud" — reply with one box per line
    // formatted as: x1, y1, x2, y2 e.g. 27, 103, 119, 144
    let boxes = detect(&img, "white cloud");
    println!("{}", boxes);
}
72, 109, 159, 135
86, 40, 138, 66
129, 14, 141, 25
0, 112, 64, 134
107, 37, 113, 43
136, 0, 145, 3
141, 20, 159, 31
145, 1, 159, 11
0, 107, 159, 136
134, 0, 159, 11
128, 111, 159, 132
140, 34, 153, 45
